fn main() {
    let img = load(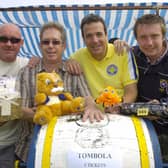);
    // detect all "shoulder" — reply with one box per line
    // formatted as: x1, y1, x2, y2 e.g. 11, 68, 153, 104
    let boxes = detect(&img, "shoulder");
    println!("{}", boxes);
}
107, 43, 123, 58
17, 65, 29, 77
71, 47, 88, 58
17, 61, 38, 78
107, 43, 115, 53
62, 70, 86, 82
17, 56, 29, 62
16, 56, 29, 67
